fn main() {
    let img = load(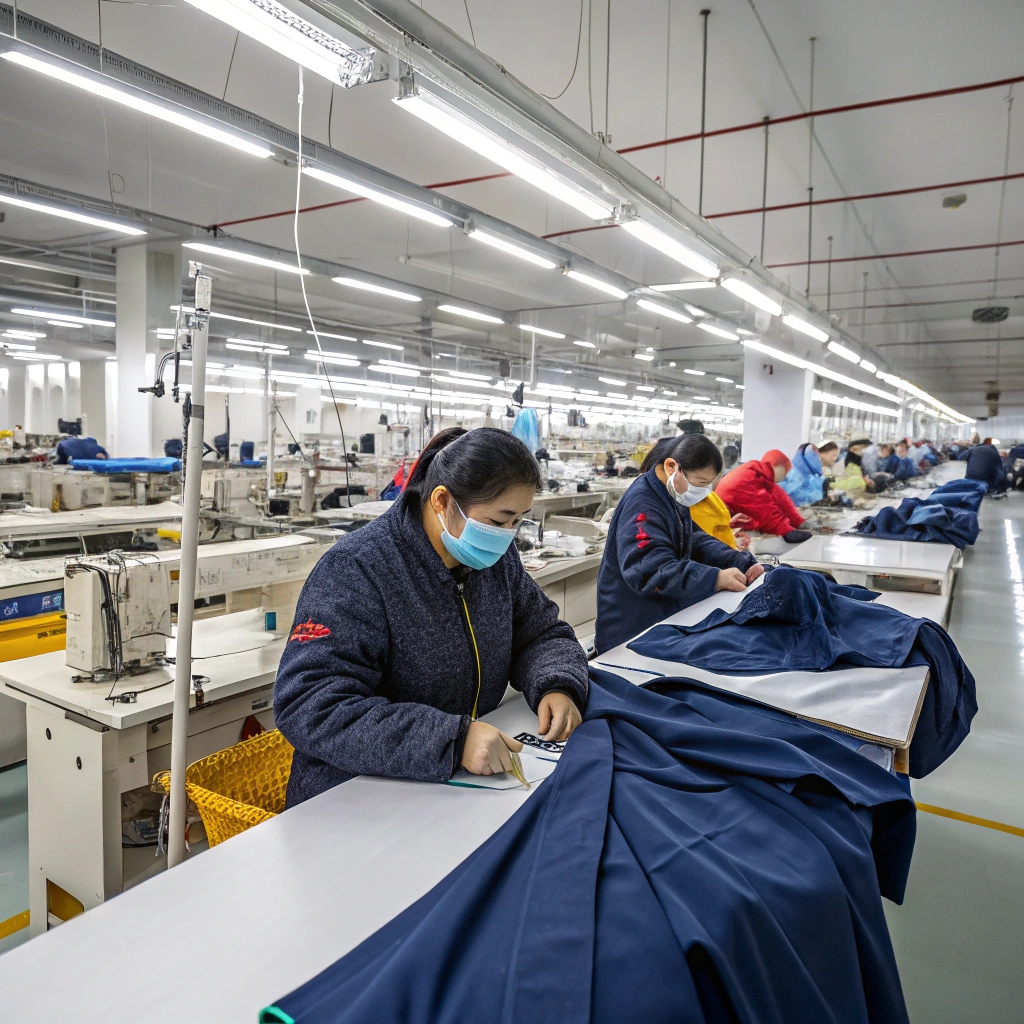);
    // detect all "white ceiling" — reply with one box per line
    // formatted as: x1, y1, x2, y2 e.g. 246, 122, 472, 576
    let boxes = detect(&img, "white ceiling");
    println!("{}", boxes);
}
1, 0, 1022, 417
